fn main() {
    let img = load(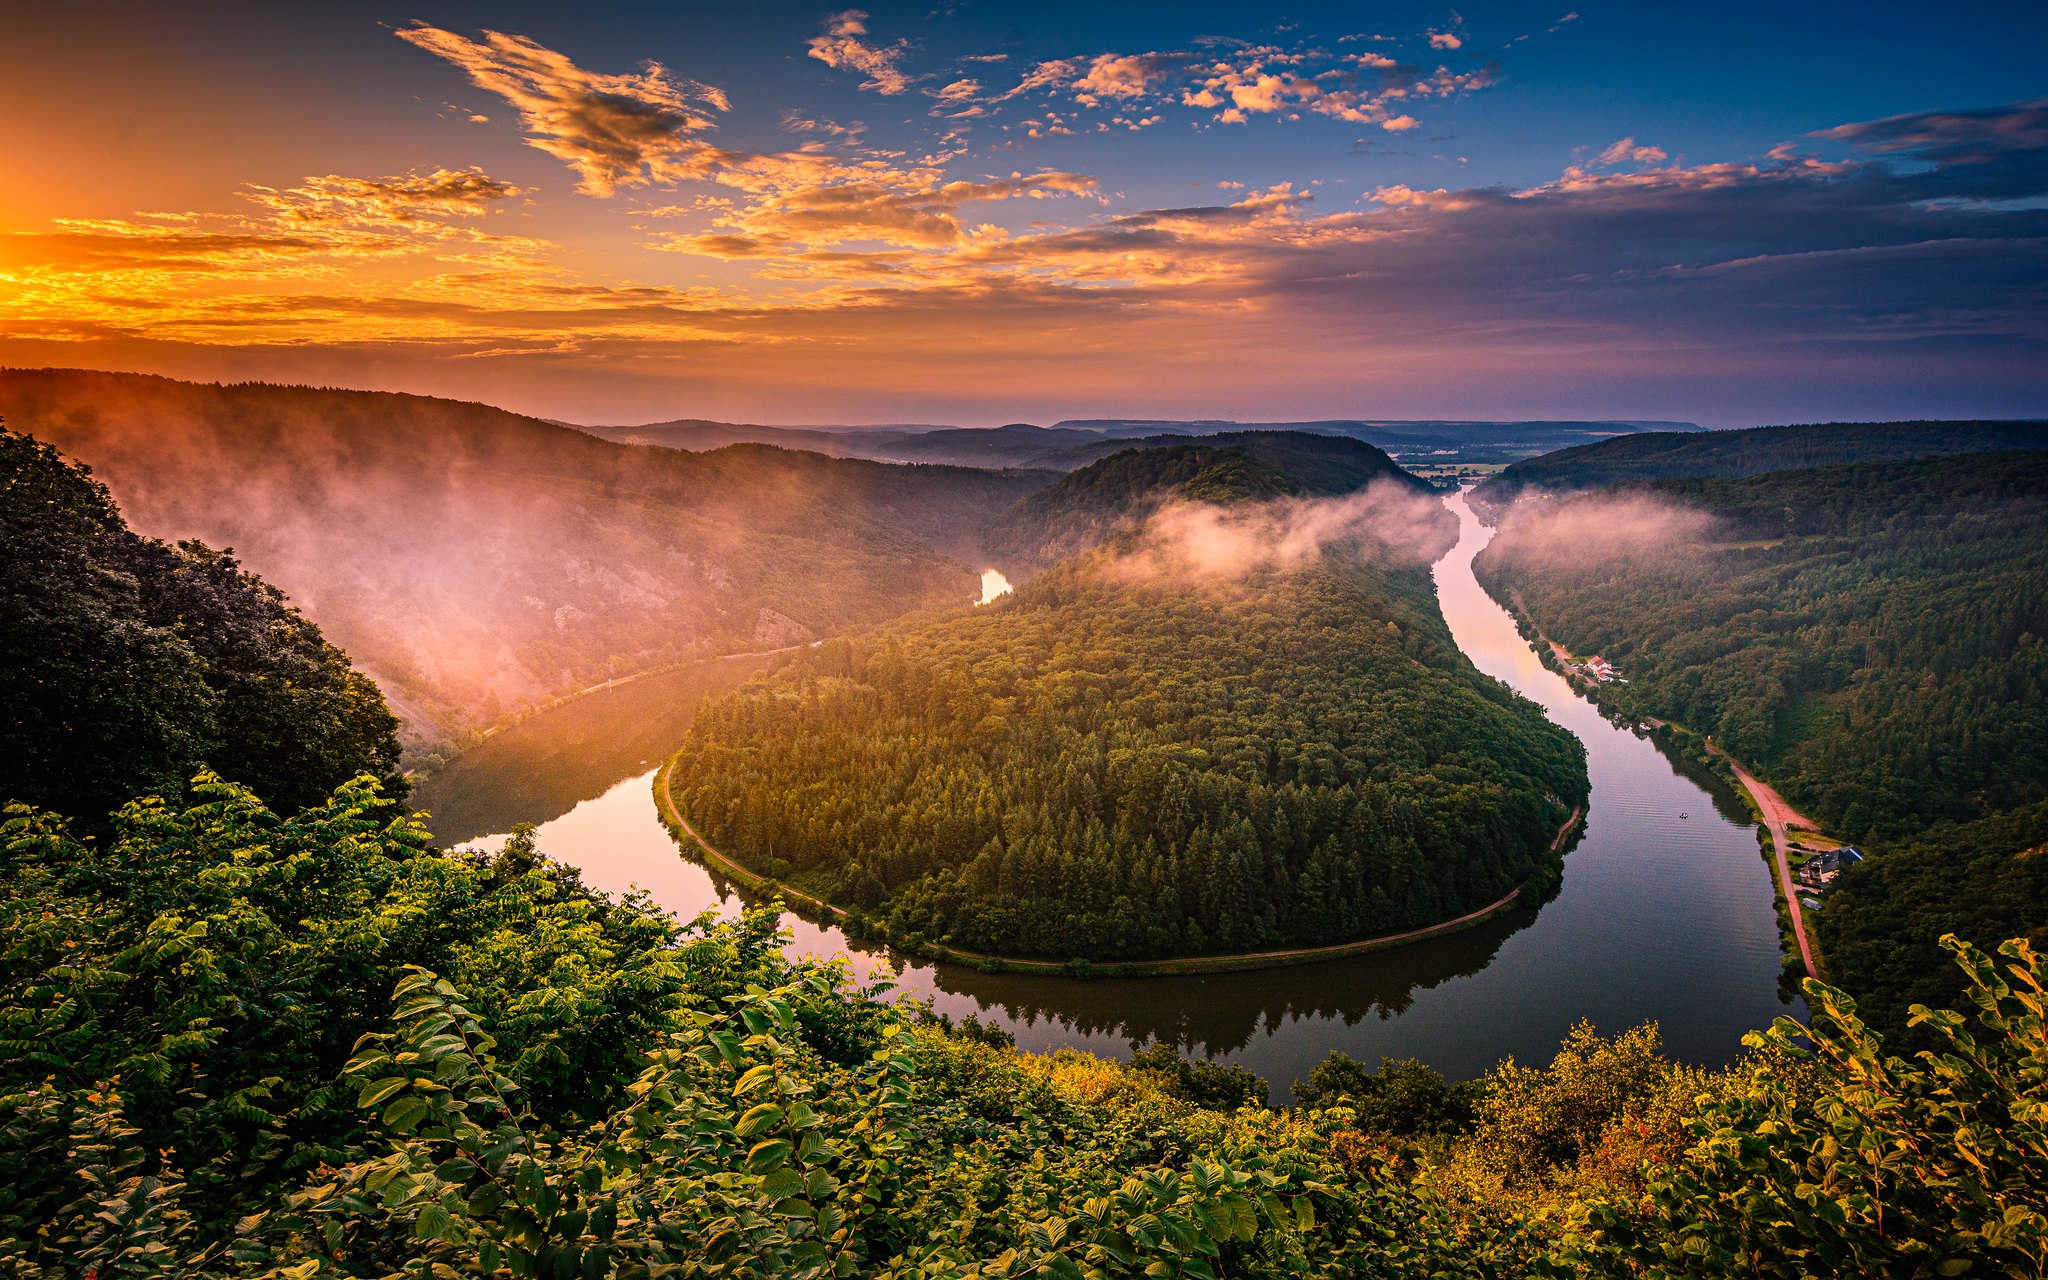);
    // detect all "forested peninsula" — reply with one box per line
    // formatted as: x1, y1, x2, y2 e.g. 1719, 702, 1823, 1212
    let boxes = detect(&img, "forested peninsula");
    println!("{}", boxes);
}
668, 443, 1588, 962
1473, 449, 2048, 1046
